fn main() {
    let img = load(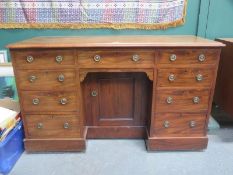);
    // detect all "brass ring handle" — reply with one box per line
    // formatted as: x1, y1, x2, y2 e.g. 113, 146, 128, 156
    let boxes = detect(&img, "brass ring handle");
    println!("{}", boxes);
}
132, 54, 140, 62
26, 56, 34, 63
37, 123, 43, 129
189, 121, 196, 128
32, 98, 40, 105
170, 54, 177, 62
29, 75, 37, 83
168, 74, 175, 82
164, 121, 170, 128
166, 96, 173, 104
198, 54, 205, 62
196, 74, 203, 82
58, 74, 65, 82
91, 90, 98, 97
56, 55, 63, 63
64, 122, 70, 129
193, 96, 200, 104
93, 55, 101, 62
60, 98, 68, 105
